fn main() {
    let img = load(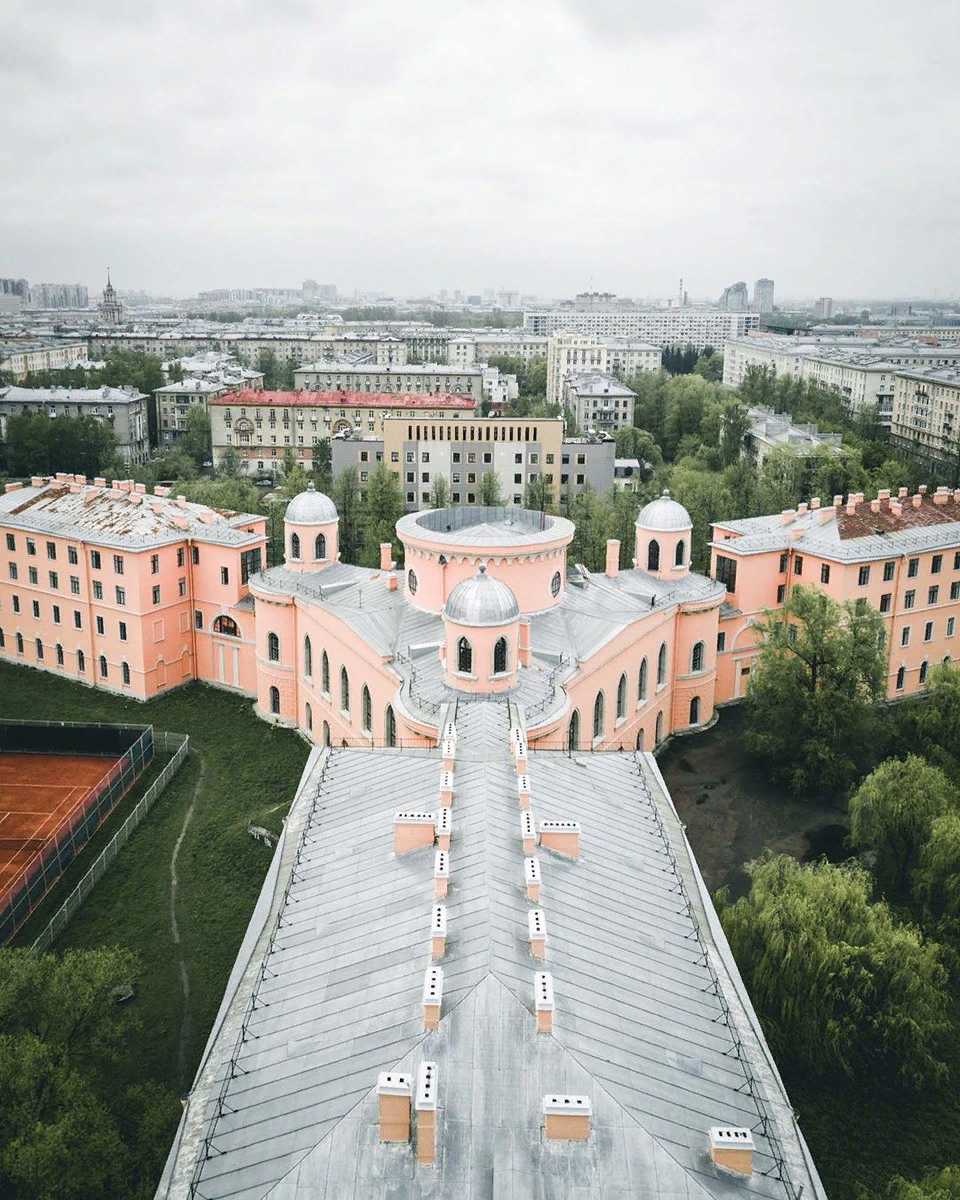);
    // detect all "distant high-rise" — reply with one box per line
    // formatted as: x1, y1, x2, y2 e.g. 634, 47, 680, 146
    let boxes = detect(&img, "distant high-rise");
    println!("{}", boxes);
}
718, 281, 749, 311
814, 296, 834, 319
752, 278, 774, 313
0, 278, 28, 297
98, 270, 124, 325
27, 282, 89, 309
